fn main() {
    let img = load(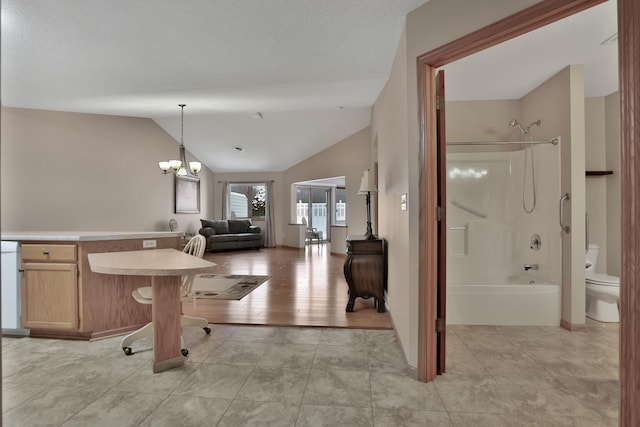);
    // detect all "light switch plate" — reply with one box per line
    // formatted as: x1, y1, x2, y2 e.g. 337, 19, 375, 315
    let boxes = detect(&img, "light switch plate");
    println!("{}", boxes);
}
401, 194, 407, 211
